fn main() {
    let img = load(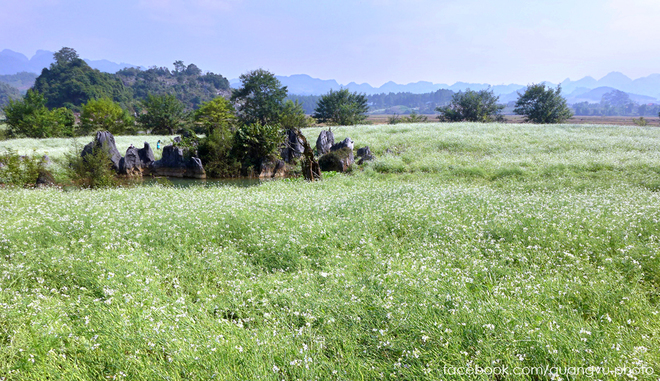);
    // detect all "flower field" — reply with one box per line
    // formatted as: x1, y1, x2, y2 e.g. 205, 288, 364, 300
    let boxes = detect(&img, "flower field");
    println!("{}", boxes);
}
1, 123, 660, 379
